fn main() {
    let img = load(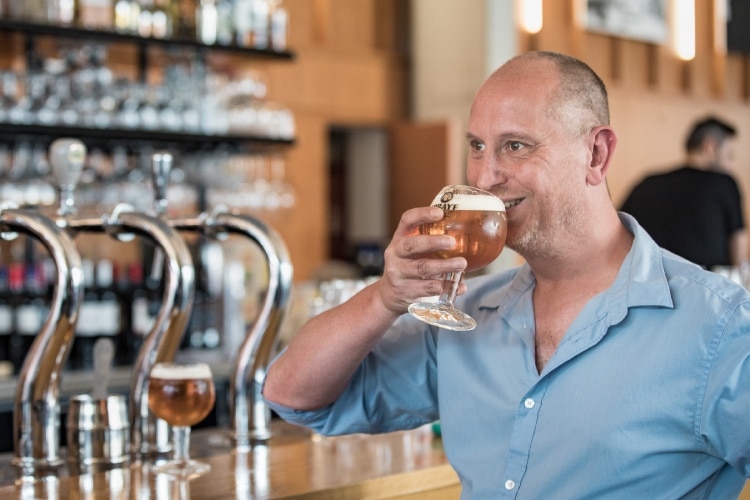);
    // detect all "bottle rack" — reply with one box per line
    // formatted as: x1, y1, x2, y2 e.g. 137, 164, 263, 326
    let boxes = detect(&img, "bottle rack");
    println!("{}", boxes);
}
0, 18, 299, 377
0, 19, 295, 60
0, 18, 296, 152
